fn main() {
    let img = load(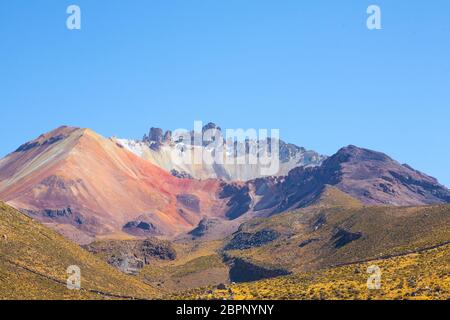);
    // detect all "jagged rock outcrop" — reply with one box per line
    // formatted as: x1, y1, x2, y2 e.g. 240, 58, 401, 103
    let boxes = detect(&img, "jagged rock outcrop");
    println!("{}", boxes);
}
188, 218, 221, 238
224, 229, 281, 250
123, 220, 159, 236
224, 256, 290, 283
331, 228, 363, 249
117, 123, 326, 181
219, 183, 252, 220
84, 238, 177, 275
170, 169, 194, 179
